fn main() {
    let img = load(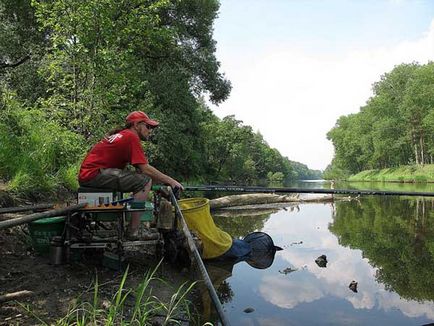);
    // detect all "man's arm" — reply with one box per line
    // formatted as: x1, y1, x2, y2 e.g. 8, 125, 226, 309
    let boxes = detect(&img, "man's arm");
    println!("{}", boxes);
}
136, 163, 184, 190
